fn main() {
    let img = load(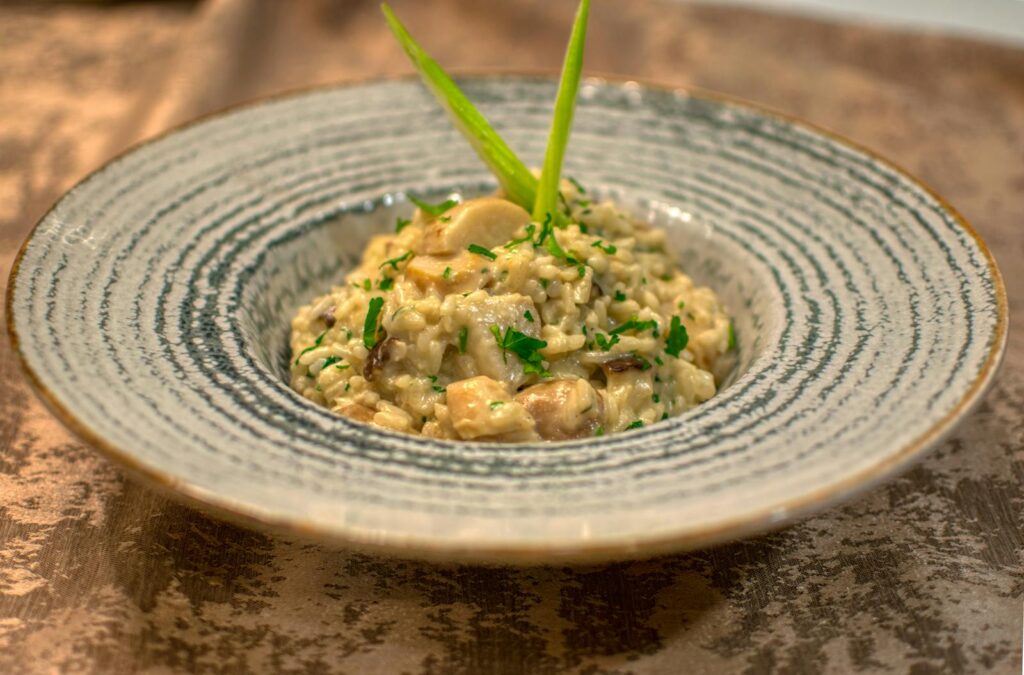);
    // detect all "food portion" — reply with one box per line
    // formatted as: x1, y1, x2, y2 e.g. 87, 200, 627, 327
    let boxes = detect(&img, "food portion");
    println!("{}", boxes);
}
287, 2, 734, 441
289, 183, 734, 441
